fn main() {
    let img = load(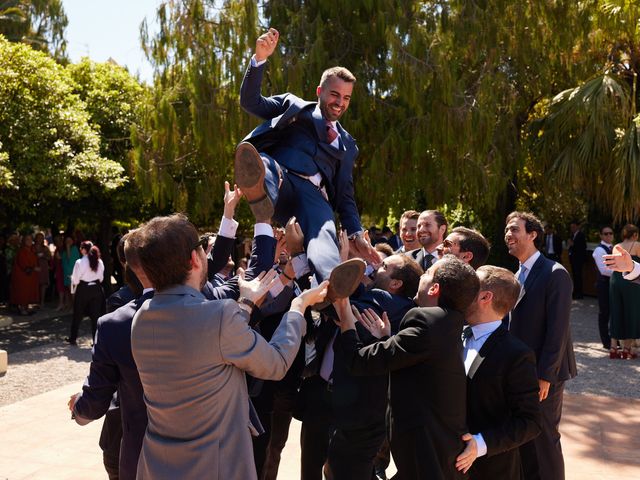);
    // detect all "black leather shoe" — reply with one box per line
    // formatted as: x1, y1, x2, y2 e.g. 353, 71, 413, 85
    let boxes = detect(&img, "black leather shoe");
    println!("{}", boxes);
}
64, 337, 77, 346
